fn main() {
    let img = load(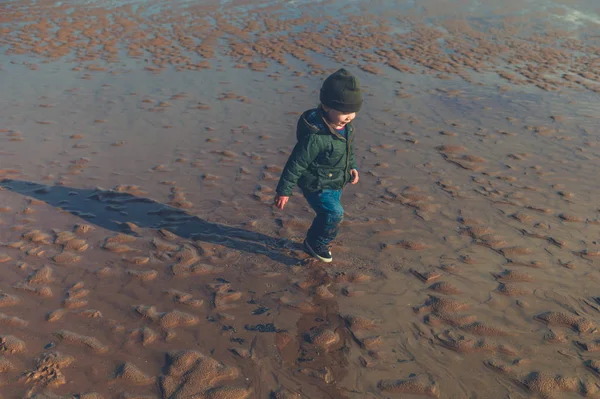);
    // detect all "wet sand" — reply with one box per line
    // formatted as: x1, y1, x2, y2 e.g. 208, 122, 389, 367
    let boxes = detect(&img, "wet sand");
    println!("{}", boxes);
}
1, 0, 600, 397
